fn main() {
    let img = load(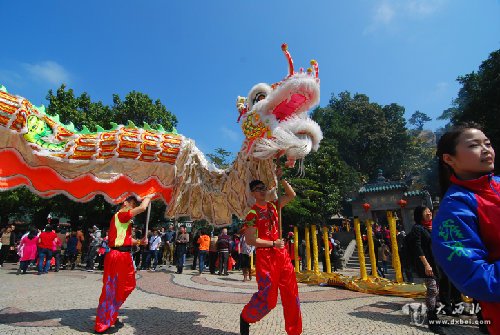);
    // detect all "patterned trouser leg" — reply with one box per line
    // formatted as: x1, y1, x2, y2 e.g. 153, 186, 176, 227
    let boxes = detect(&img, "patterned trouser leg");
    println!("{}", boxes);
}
95, 250, 136, 333
424, 277, 439, 312
241, 248, 302, 335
